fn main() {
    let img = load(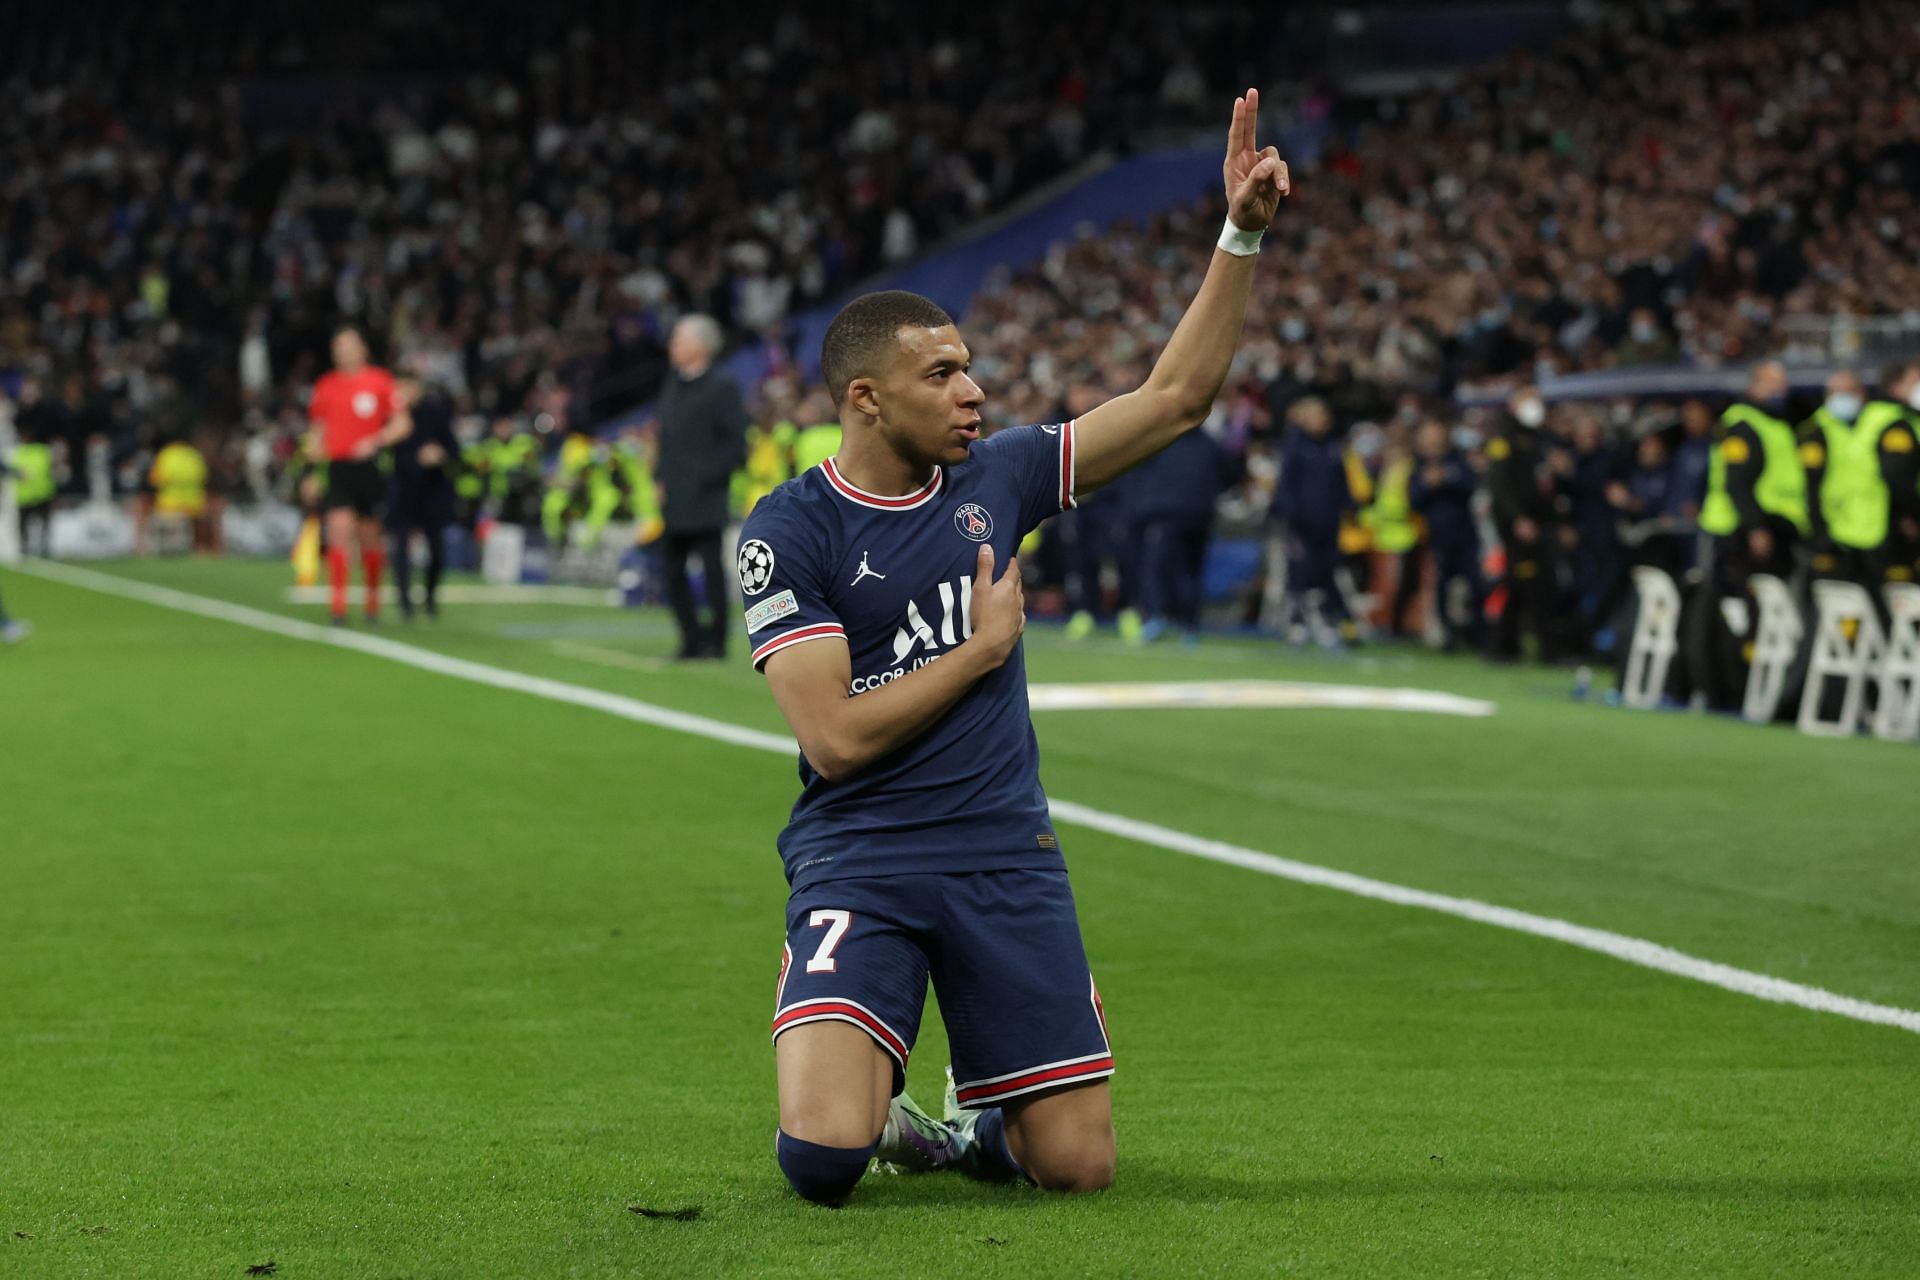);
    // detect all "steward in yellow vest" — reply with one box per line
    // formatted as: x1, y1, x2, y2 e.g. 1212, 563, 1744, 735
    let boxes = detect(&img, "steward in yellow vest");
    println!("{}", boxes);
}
736, 420, 797, 519
1861, 359, 1920, 582
1698, 362, 1804, 577
1797, 369, 1901, 585
791, 421, 842, 473
1687, 362, 1807, 713
149, 438, 210, 517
